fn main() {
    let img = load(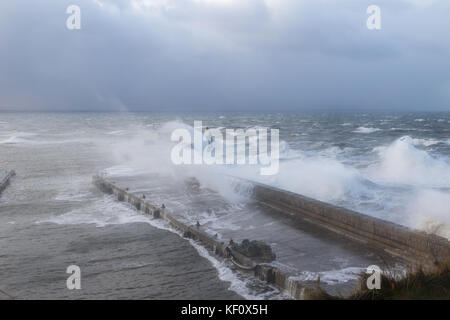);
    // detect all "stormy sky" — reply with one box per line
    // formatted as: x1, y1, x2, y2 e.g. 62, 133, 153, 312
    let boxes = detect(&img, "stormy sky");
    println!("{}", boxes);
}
0, 0, 449, 112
